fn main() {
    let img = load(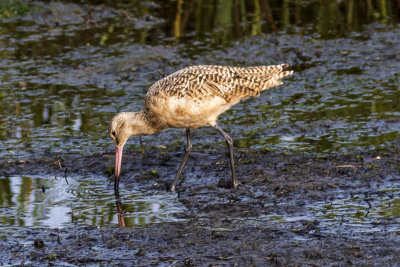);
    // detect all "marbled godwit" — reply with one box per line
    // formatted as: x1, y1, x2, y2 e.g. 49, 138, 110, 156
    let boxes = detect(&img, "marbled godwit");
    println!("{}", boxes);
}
109, 64, 293, 192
